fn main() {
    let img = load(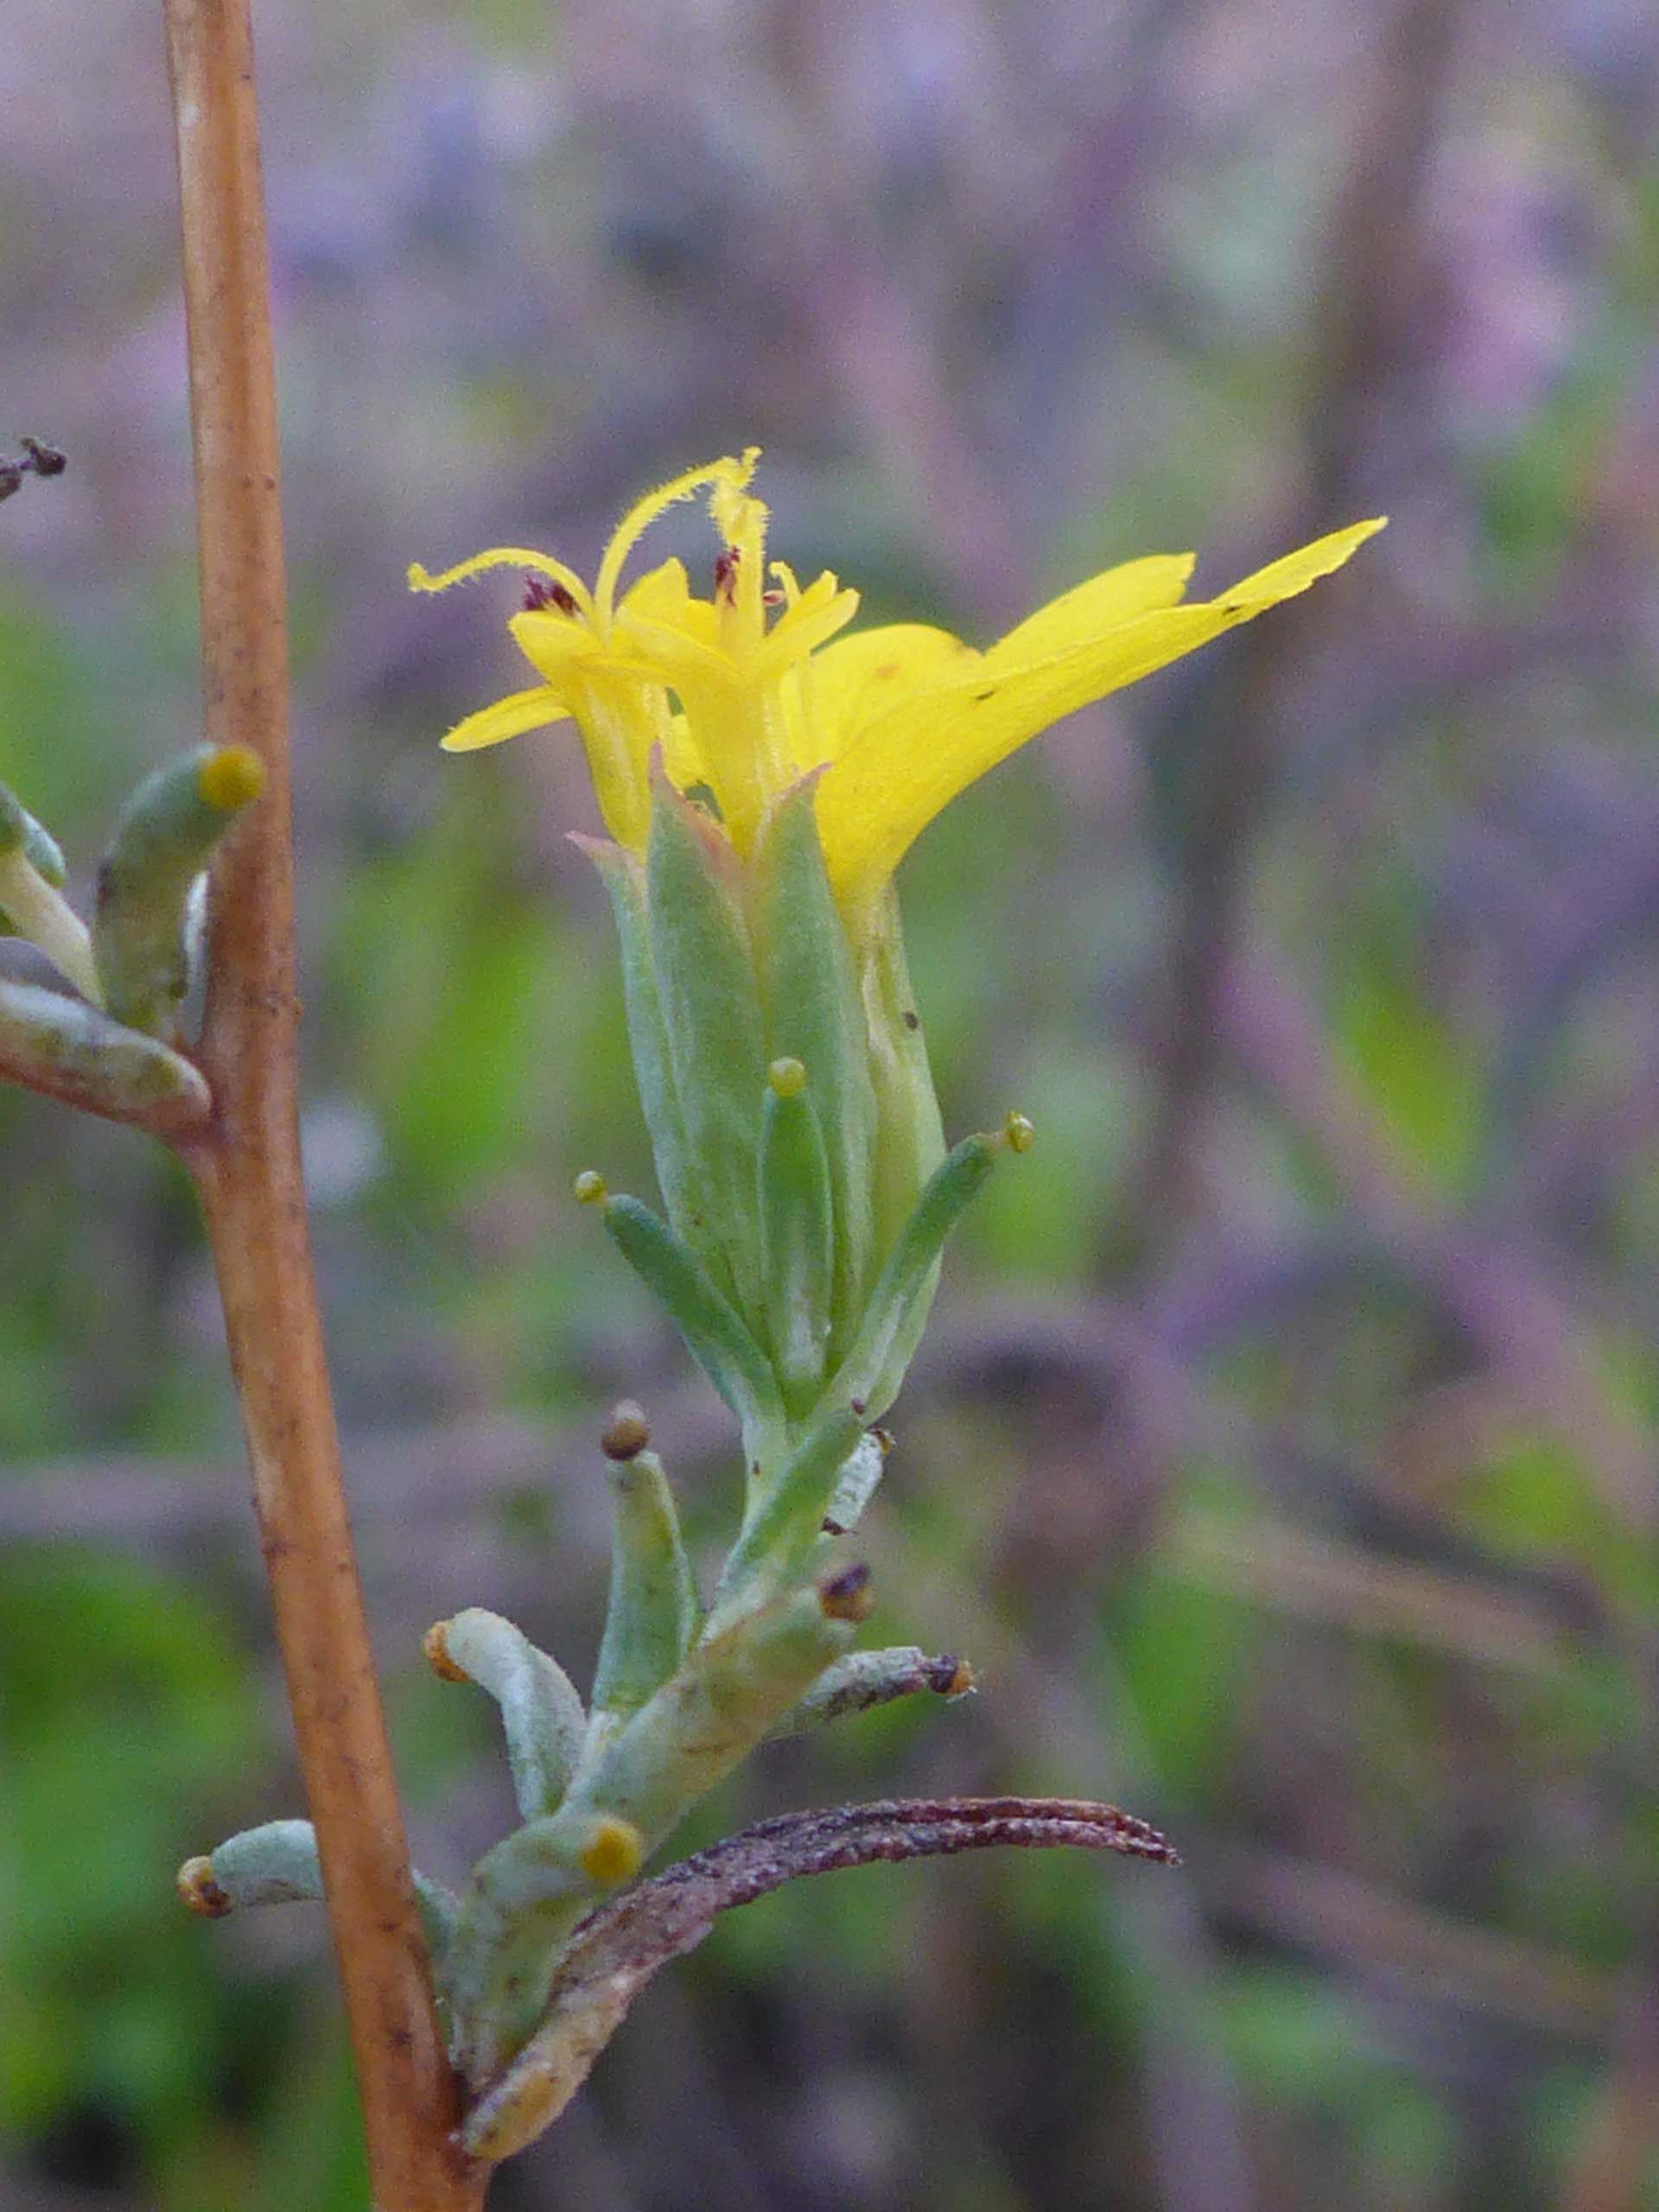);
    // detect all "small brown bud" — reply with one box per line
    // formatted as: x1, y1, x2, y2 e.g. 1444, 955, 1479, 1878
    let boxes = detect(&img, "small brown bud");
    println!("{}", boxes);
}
602, 1402, 651, 1460
423, 1619, 472, 1682
176, 1855, 232, 1917
927, 1654, 976, 1698
819, 1562, 874, 1622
